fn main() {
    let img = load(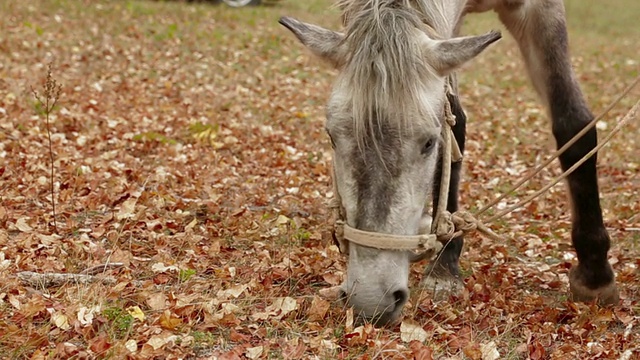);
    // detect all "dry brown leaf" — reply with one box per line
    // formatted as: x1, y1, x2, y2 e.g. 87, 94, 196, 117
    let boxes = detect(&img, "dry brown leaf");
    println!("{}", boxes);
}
307, 296, 330, 322
89, 334, 111, 354
146, 292, 167, 311
318, 285, 342, 300
282, 338, 307, 360
463, 342, 482, 360
251, 297, 298, 320
159, 310, 182, 330
409, 340, 433, 360
116, 198, 138, 220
